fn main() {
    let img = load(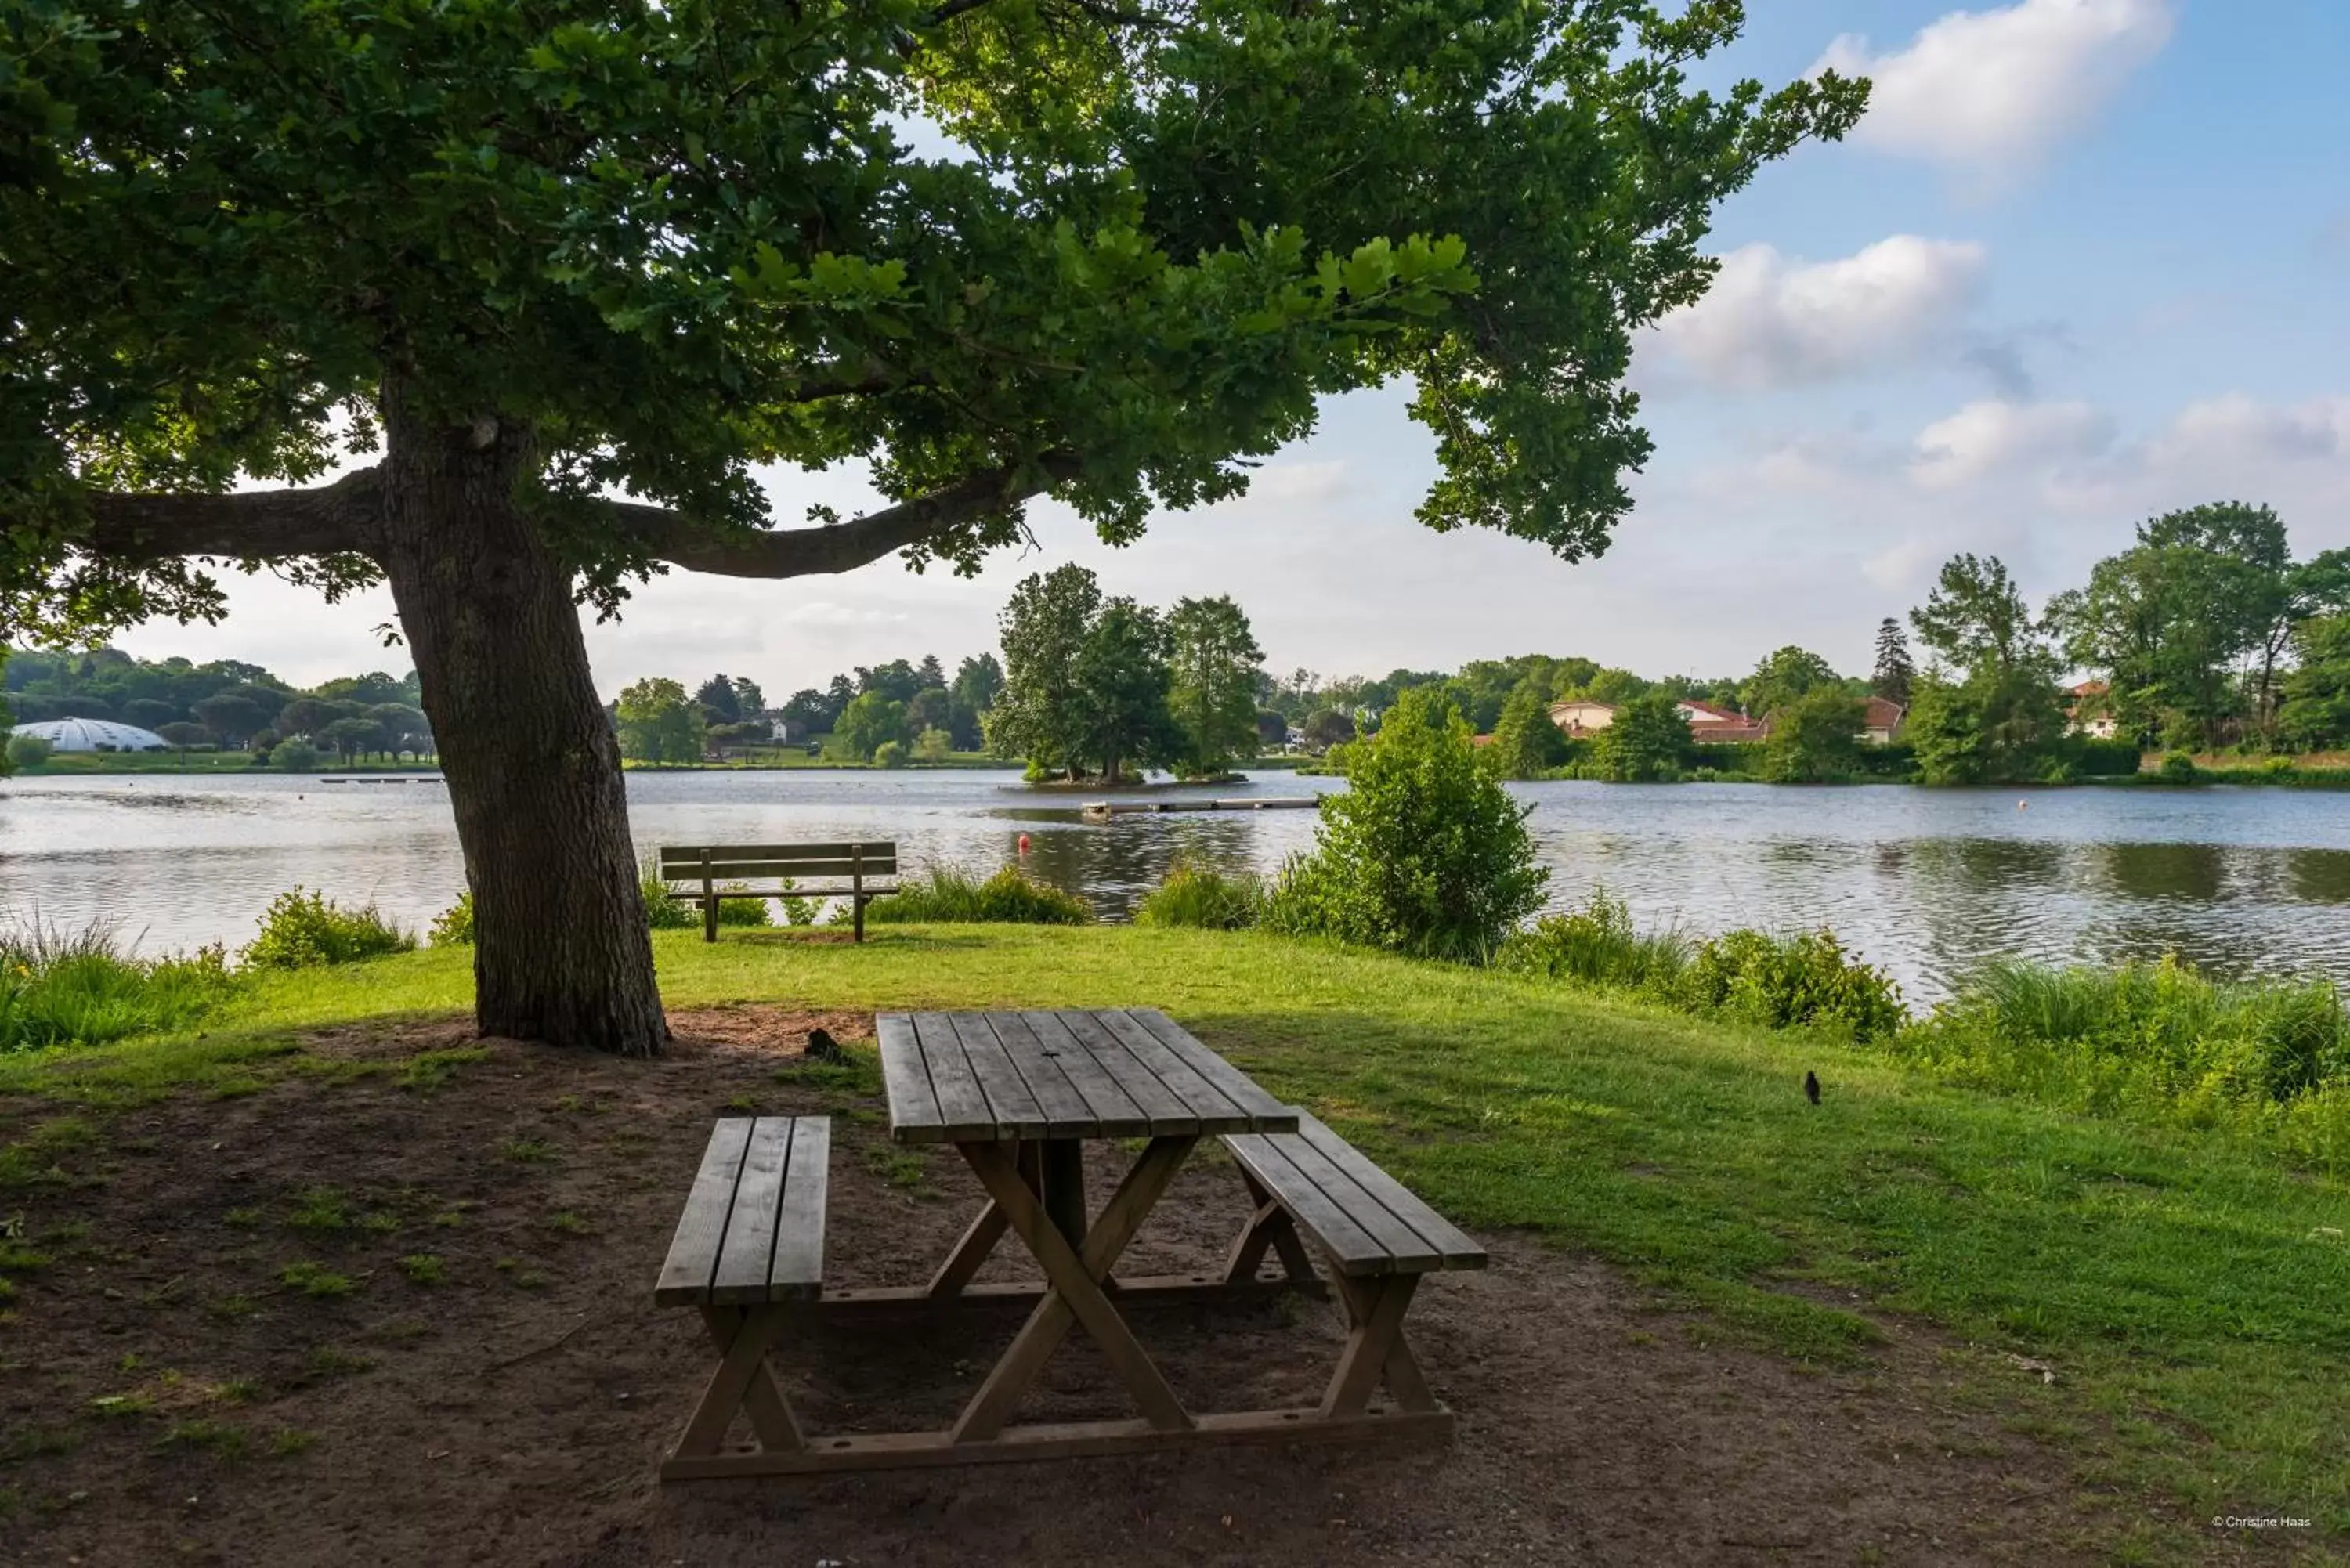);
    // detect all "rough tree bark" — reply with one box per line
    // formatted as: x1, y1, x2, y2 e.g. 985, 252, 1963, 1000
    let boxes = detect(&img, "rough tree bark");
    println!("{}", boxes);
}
373, 389, 671, 1056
